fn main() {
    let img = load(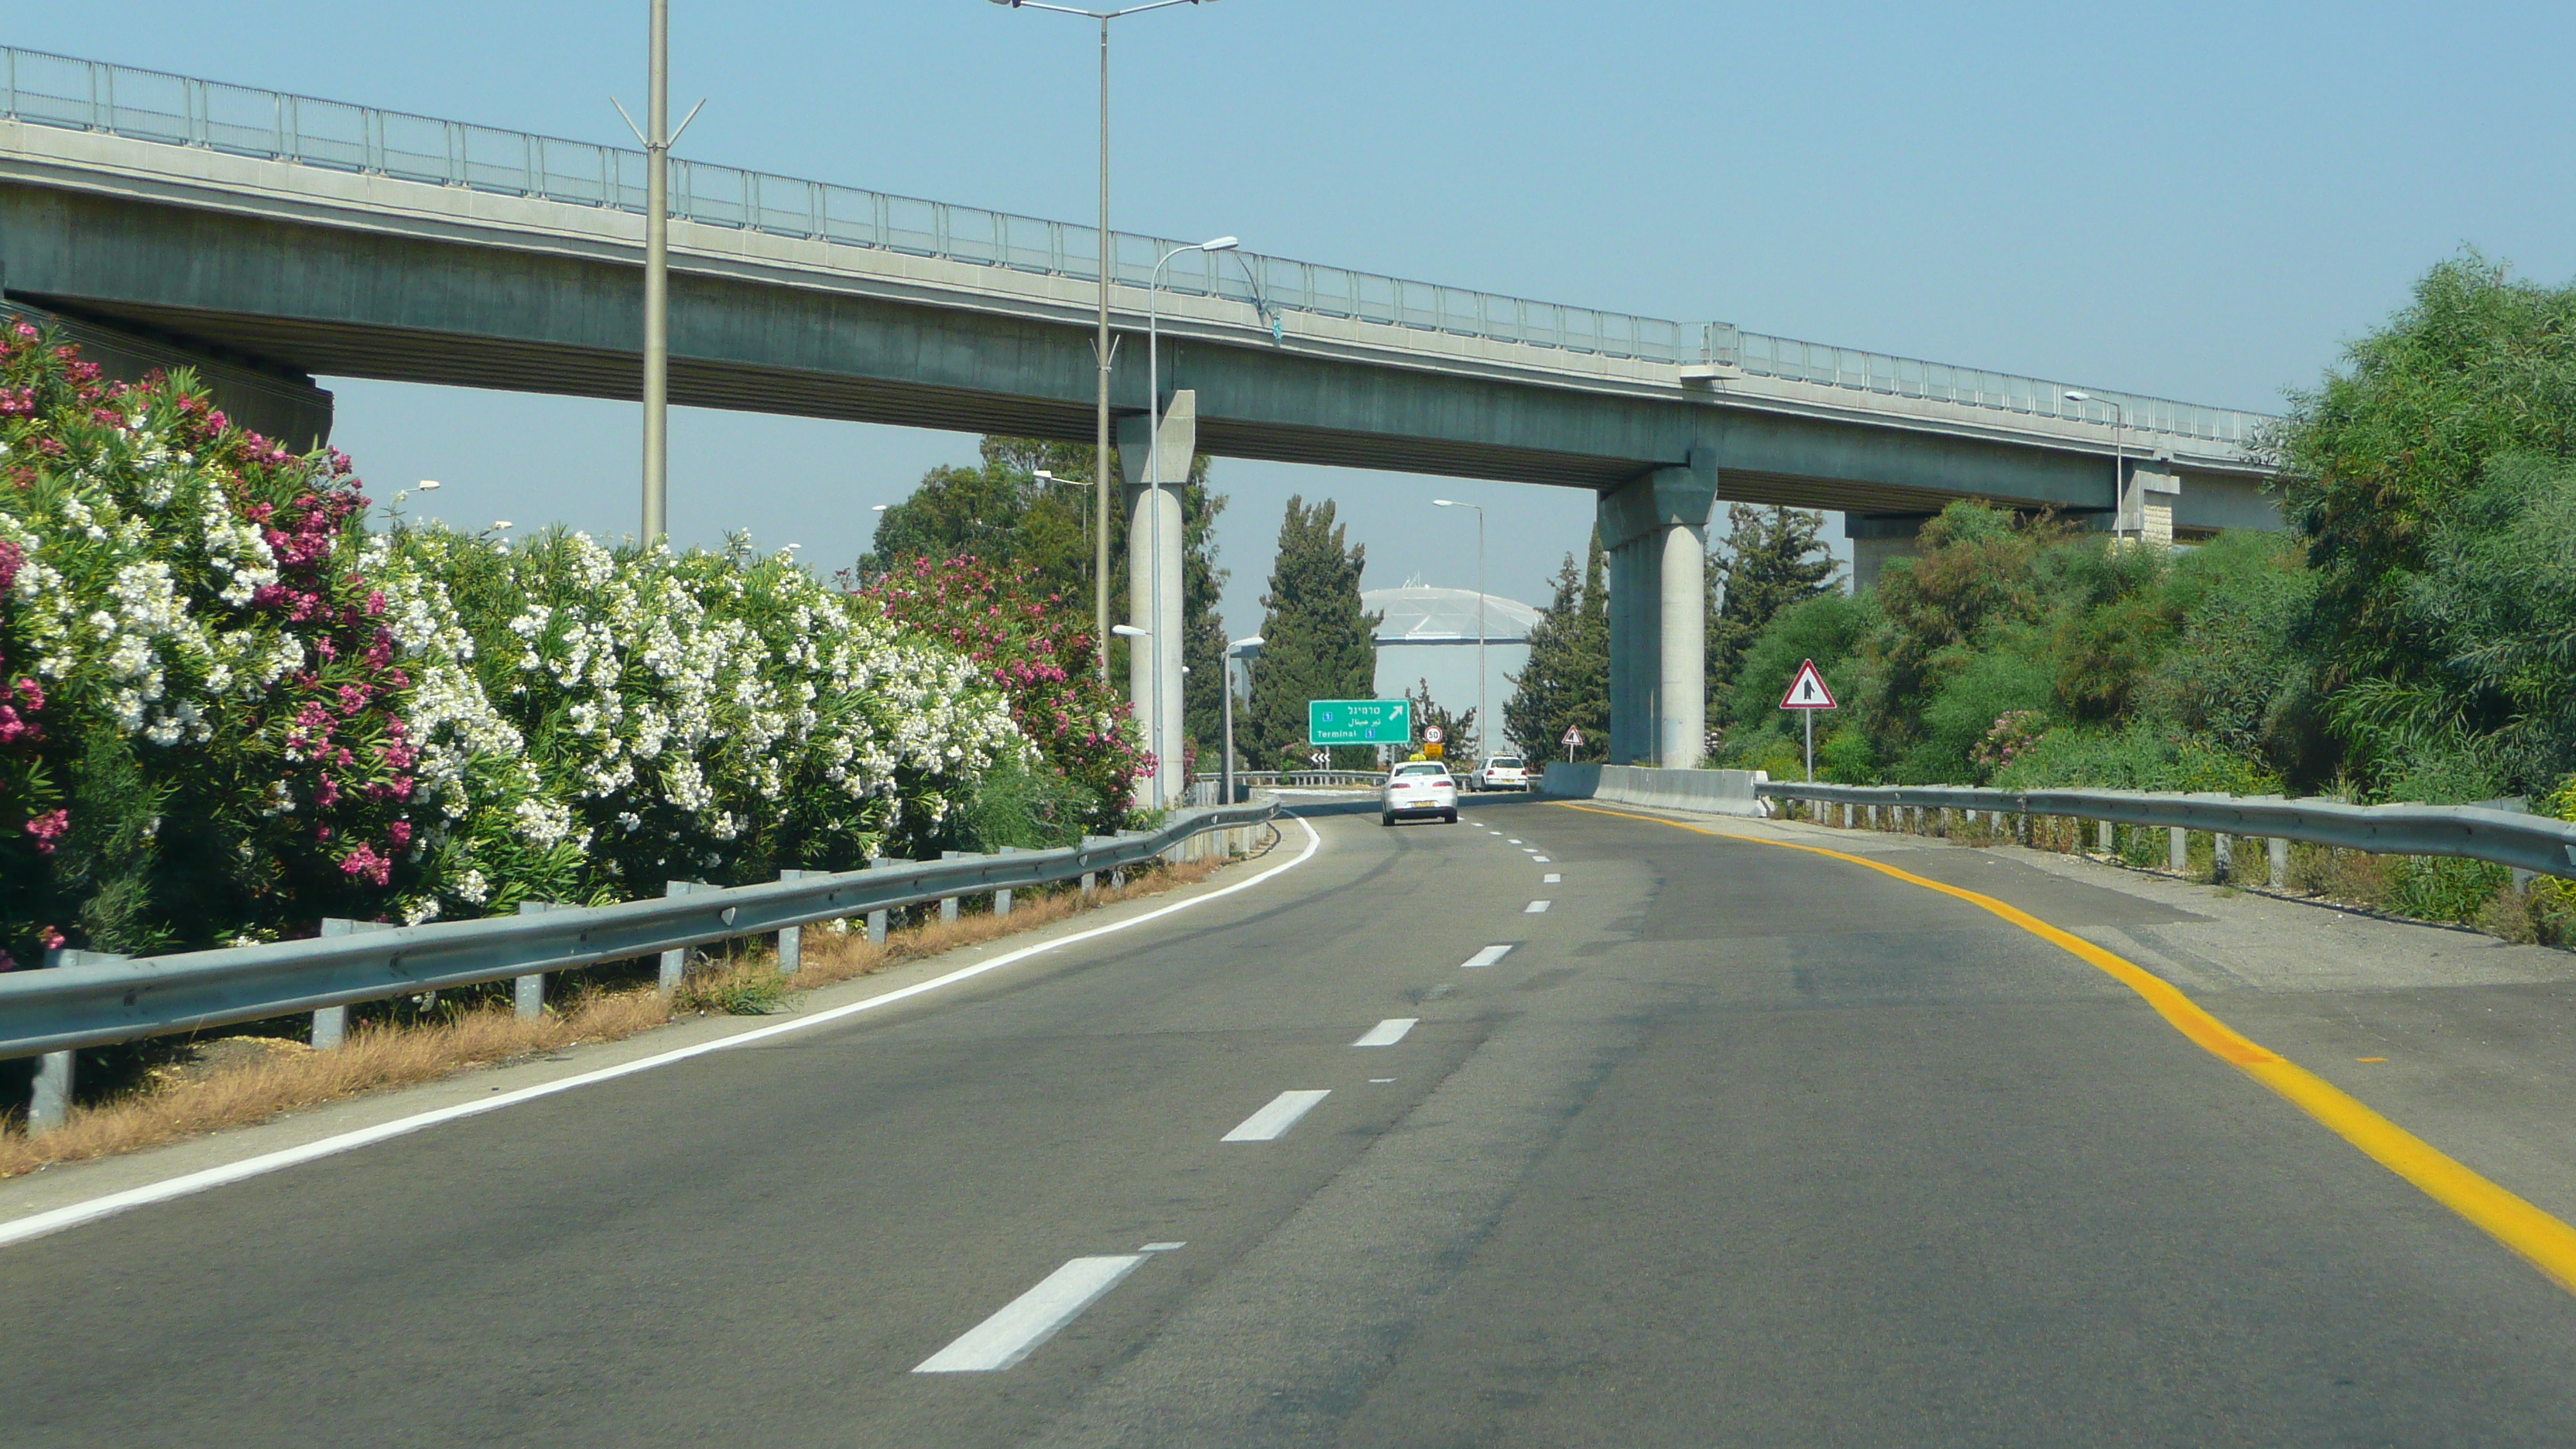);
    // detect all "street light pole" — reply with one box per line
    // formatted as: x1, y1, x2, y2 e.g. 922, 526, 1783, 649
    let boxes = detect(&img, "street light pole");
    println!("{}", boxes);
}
988, 0, 1220, 684
2064, 389, 2129, 543
1433, 499, 1486, 760
614, 0, 704, 545
1145, 236, 1238, 808
641, 0, 670, 543
1223, 634, 1262, 806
